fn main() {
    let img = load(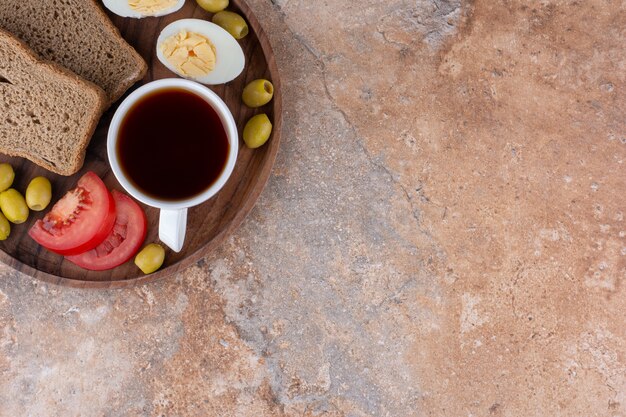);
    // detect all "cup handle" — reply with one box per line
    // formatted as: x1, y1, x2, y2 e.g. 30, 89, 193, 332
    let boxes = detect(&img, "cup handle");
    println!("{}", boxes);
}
159, 208, 188, 253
